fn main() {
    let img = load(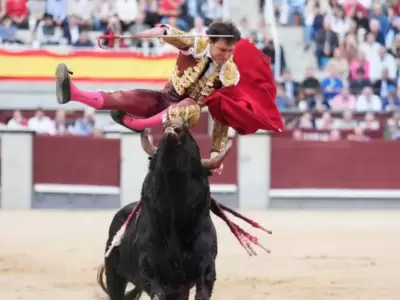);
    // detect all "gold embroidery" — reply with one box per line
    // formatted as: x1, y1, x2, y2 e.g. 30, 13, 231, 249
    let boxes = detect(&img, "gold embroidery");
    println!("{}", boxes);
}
211, 120, 229, 153
161, 27, 194, 51
194, 37, 209, 57
220, 58, 240, 86
170, 56, 208, 96
167, 104, 201, 128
